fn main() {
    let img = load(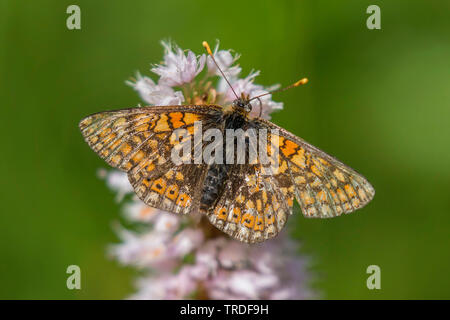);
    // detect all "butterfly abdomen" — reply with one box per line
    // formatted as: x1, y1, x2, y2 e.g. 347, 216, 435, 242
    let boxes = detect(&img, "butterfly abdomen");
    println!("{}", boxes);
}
200, 164, 229, 212
200, 112, 249, 212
